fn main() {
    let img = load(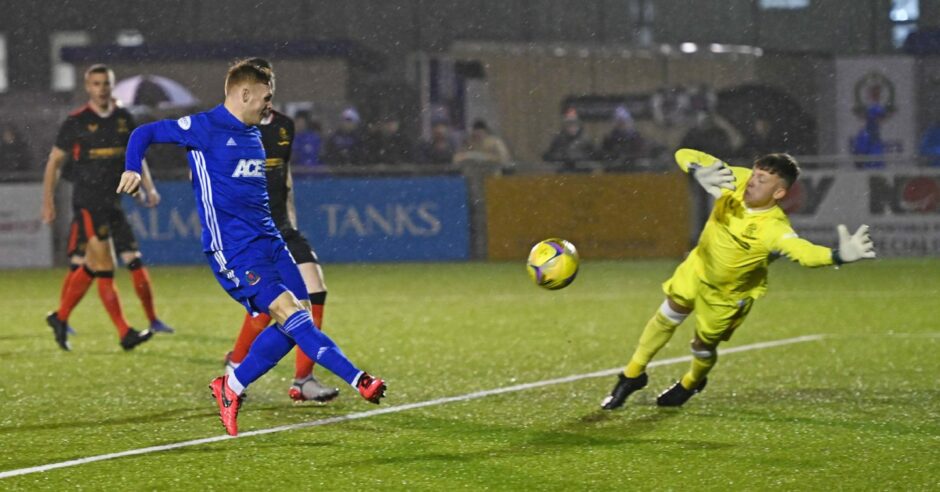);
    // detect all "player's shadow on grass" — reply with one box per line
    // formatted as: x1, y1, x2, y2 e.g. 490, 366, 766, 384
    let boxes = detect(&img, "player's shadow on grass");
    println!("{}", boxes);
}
0, 406, 224, 435
327, 412, 733, 468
